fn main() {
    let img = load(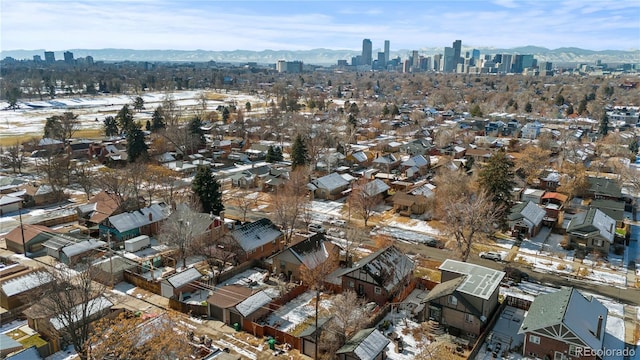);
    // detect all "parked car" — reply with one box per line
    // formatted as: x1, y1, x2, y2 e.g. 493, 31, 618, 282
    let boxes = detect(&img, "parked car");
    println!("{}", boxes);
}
308, 223, 326, 234
480, 251, 502, 262
504, 266, 529, 282
330, 219, 346, 227
425, 238, 444, 249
